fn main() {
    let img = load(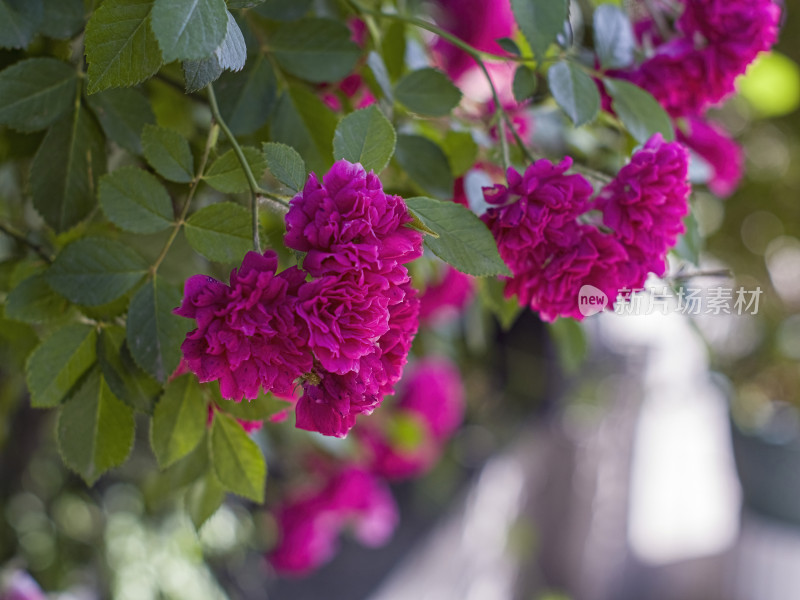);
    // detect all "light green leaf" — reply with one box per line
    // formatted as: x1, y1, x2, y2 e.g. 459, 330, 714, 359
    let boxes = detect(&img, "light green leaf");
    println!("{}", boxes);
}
366, 50, 393, 103
40, 0, 84, 40
0, 0, 43, 49
57, 368, 135, 485
548, 318, 587, 373
269, 18, 360, 83
0, 58, 78, 132
181, 9, 246, 92
394, 68, 462, 117
548, 61, 600, 127
394, 134, 454, 200
215, 54, 277, 135
405, 196, 511, 277
4, 273, 70, 323
151, 374, 207, 468
203, 146, 266, 193
262, 142, 306, 192
184, 202, 252, 263
99, 167, 174, 234
511, 0, 568, 61
127, 276, 191, 383
441, 130, 478, 178
97, 326, 161, 414
30, 106, 106, 233
512, 65, 537, 103
48, 237, 149, 306
210, 411, 266, 502
85, 0, 163, 94
212, 389, 289, 421
604, 78, 674, 143
187, 471, 226, 529
86, 87, 156, 154
142, 124, 195, 183
381, 21, 405, 82
151, 0, 228, 62
594, 4, 635, 69
26, 323, 97, 408
333, 105, 396, 174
